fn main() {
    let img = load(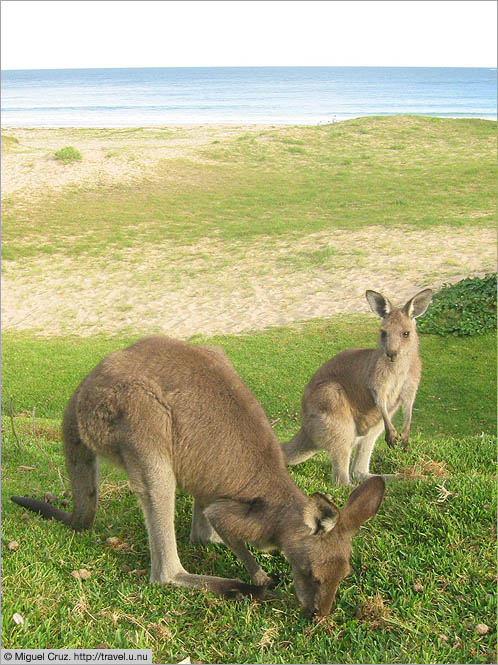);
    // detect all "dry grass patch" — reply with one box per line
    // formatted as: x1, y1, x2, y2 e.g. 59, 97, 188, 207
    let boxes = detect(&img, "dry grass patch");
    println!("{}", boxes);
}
400, 455, 449, 479
356, 592, 392, 630
256, 625, 279, 648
